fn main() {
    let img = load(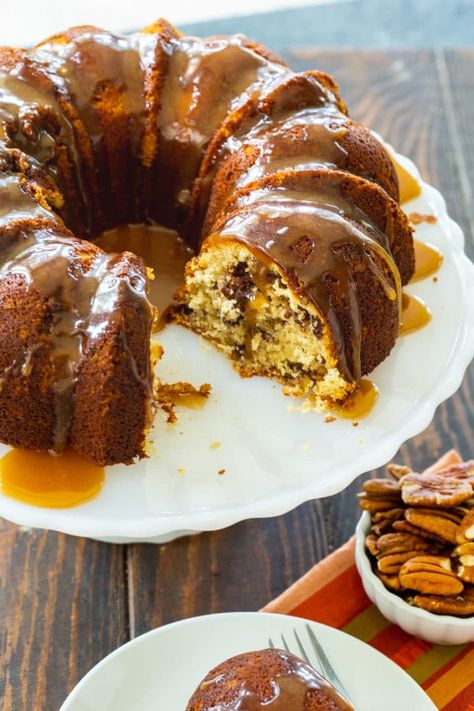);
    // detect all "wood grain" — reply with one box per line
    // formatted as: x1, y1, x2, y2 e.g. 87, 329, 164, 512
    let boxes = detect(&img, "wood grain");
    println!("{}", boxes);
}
0, 523, 128, 711
0, 49, 473, 711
